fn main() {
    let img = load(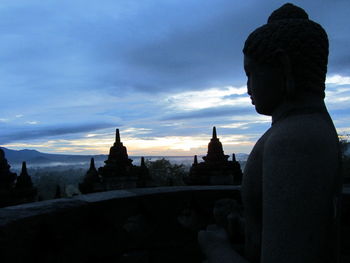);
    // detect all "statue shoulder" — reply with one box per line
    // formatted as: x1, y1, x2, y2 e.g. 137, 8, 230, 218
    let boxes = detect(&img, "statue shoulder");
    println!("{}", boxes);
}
267, 113, 338, 153
262, 113, 339, 177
